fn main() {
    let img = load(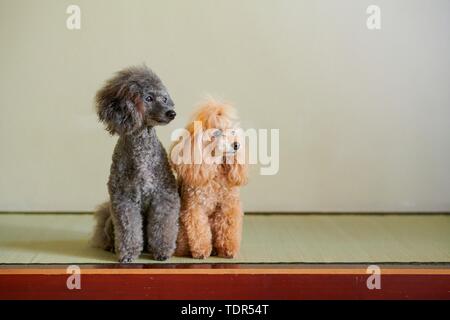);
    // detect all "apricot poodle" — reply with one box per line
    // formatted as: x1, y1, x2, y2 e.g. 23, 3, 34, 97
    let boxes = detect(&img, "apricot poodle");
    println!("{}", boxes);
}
170, 100, 248, 259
